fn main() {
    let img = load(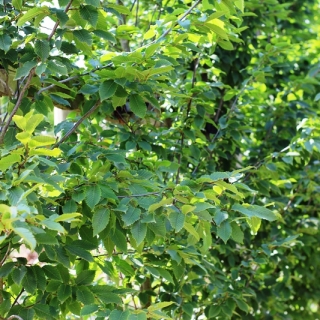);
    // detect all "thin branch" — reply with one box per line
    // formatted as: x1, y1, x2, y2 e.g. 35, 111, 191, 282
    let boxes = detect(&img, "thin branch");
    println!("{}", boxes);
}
118, 191, 162, 198
176, 56, 199, 184
37, 75, 78, 95
53, 100, 101, 147
47, 0, 73, 40
135, 0, 139, 27
155, 0, 202, 43
12, 289, 24, 307
214, 91, 225, 123
0, 242, 11, 266
210, 77, 251, 145
0, 69, 35, 145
